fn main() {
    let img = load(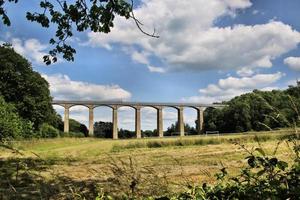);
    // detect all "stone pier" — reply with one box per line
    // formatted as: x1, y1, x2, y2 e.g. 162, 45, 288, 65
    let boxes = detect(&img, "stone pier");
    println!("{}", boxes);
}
197, 107, 204, 134
157, 107, 163, 137
178, 107, 184, 136
112, 106, 118, 139
88, 105, 94, 136
63, 105, 70, 133
135, 106, 141, 138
